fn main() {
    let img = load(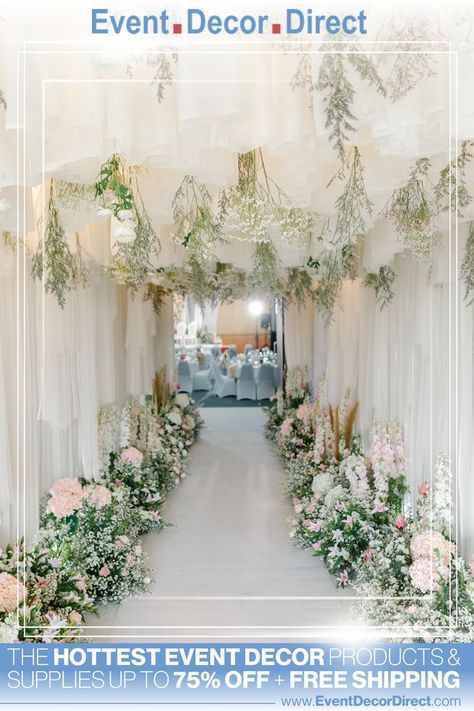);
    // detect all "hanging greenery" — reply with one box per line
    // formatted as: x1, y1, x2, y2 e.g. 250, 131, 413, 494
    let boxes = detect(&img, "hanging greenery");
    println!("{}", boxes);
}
32, 185, 78, 307
382, 19, 438, 103
144, 282, 172, 315
283, 268, 315, 306
384, 158, 439, 262
172, 175, 221, 257
94, 154, 160, 293
332, 147, 373, 246
0, 89, 6, 110
434, 139, 474, 215
55, 180, 97, 211
364, 265, 396, 310
247, 241, 284, 297
314, 53, 385, 162
460, 223, 474, 305
219, 150, 317, 247
314, 245, 357, 324
148, 53, 178, 102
